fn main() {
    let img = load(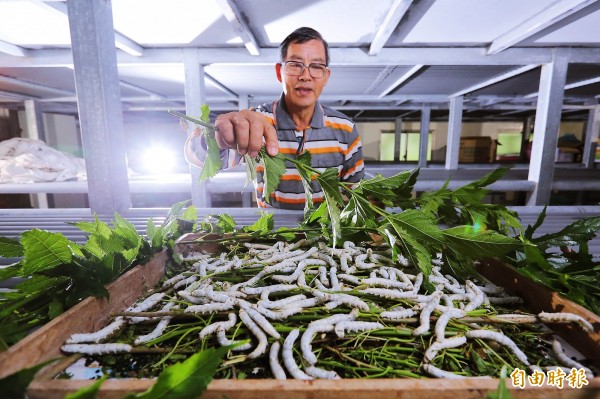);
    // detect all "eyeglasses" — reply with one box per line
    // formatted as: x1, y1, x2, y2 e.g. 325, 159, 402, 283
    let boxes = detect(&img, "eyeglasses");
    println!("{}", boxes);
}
281, 61, 328, 78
